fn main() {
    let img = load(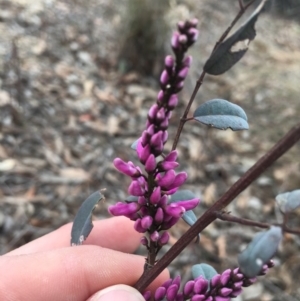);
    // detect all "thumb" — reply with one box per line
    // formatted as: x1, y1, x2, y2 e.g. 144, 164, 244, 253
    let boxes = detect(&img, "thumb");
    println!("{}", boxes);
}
88, 284, 145, 301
